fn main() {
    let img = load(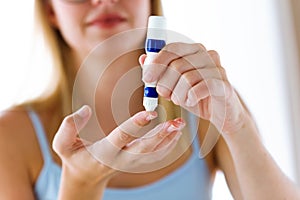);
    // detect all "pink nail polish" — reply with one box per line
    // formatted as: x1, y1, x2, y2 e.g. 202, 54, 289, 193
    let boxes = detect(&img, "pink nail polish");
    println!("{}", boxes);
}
166, 119, 185, 132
